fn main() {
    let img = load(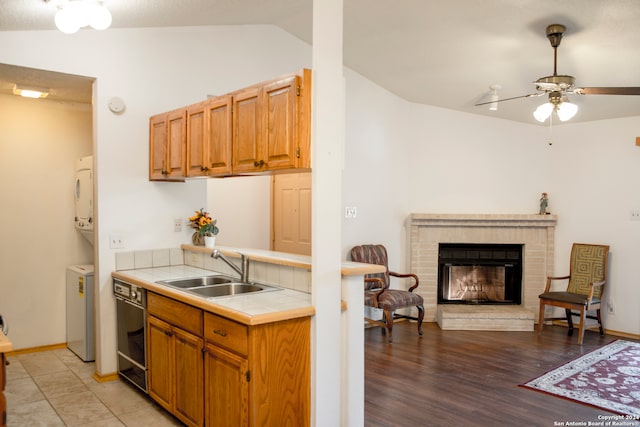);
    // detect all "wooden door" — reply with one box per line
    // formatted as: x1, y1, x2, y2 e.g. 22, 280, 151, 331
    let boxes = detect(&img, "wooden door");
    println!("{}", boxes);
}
204, 343, 249, 427
272, 172, 311, 255
147, 316, 174, 411
232, 87, 262, 173
174, 328, 204, 427
149, 113, 168, 180
206, 95, 233, 175
166, 108, 186, 178
262, 75, 299, 170
186, 101, 208, 177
